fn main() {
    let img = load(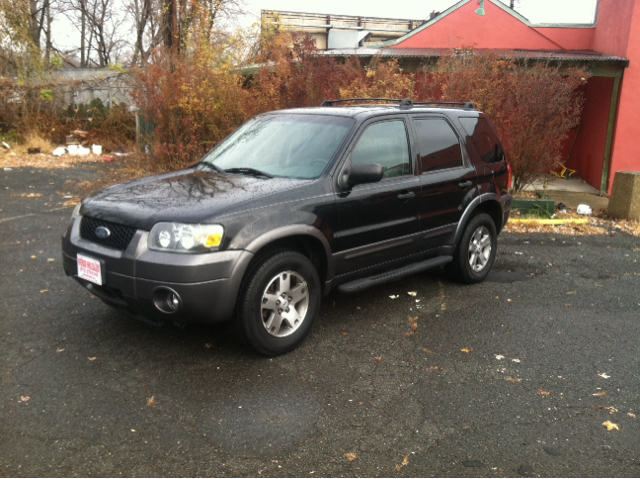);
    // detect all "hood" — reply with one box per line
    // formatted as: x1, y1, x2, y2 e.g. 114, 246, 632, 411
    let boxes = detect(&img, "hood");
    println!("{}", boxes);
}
81, 168, 313, 230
